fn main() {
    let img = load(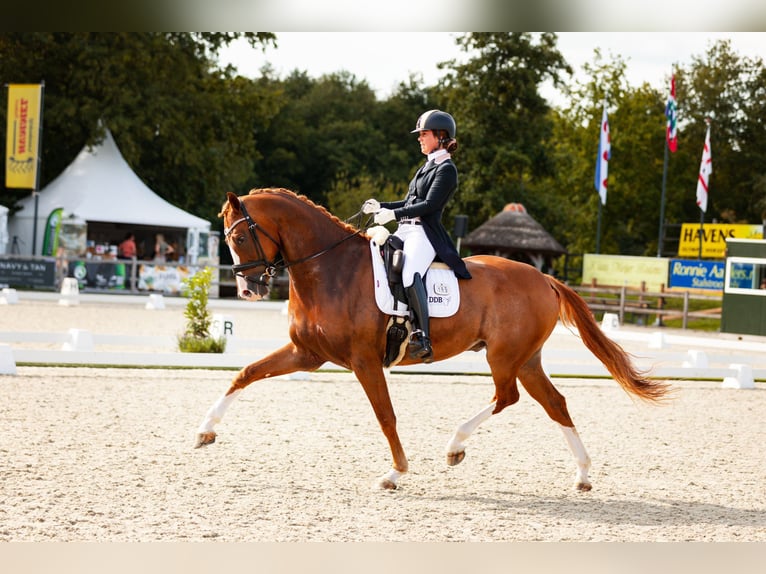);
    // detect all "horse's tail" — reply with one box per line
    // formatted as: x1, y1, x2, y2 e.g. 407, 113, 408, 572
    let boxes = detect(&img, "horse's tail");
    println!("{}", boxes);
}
546, 275, 671, 403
